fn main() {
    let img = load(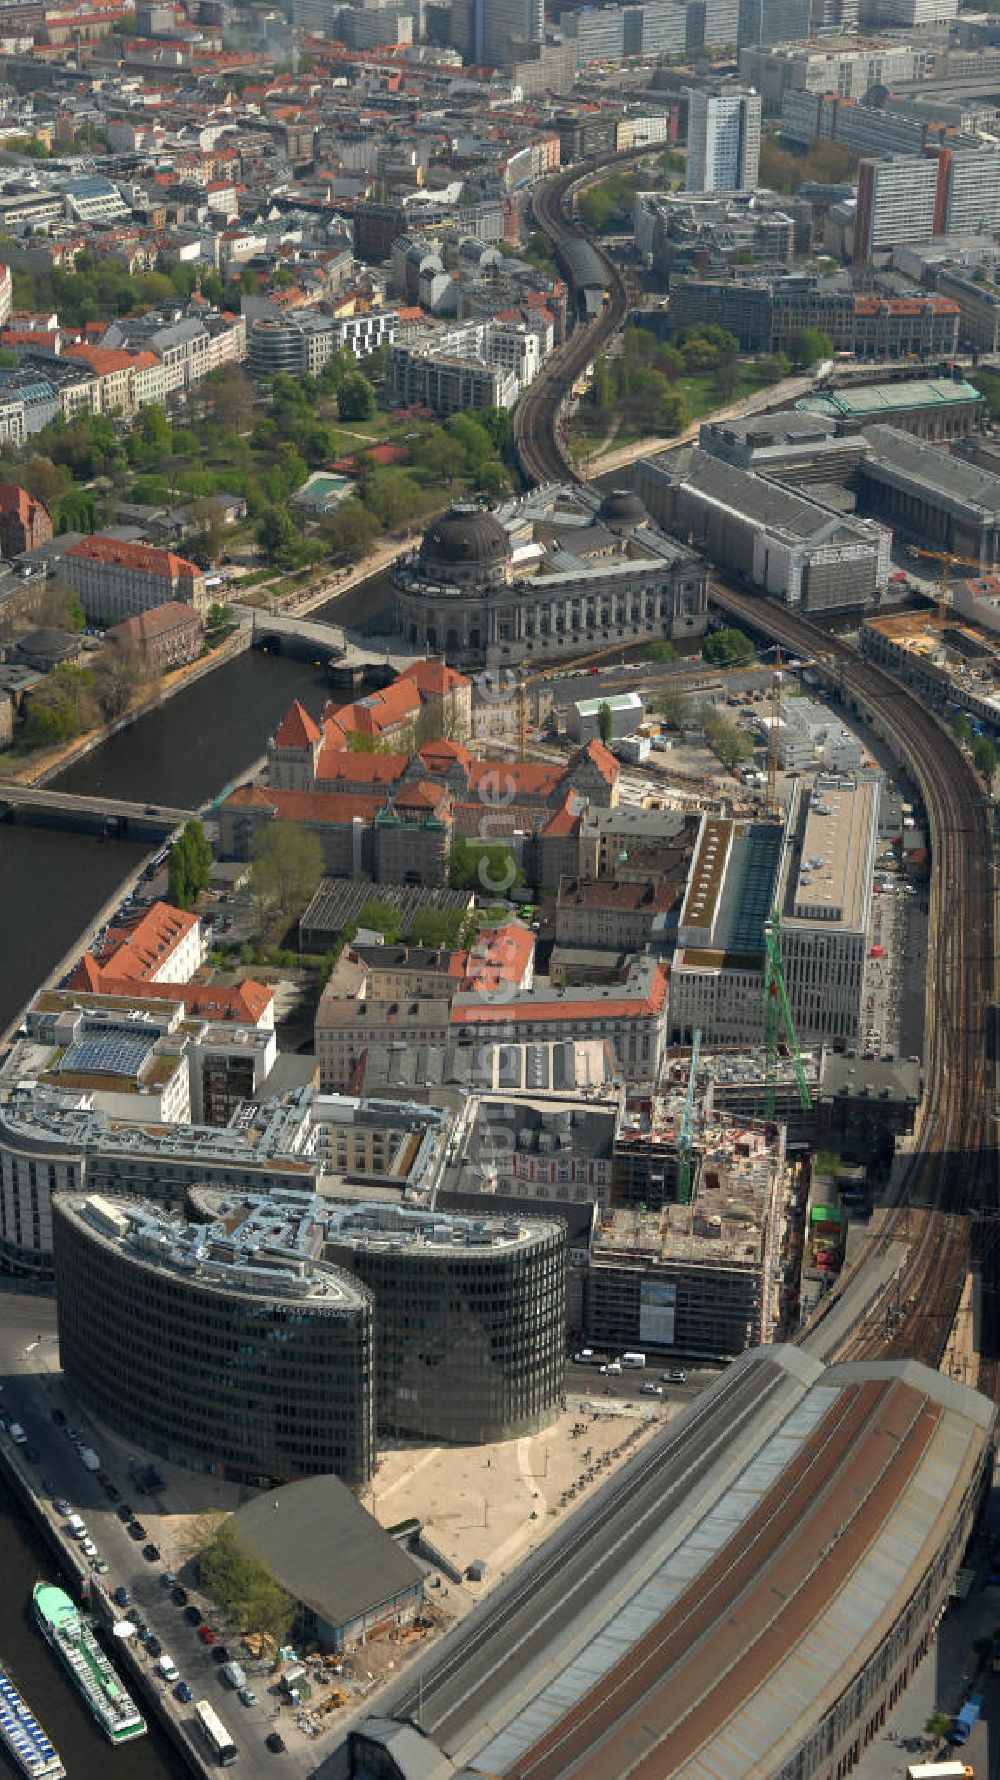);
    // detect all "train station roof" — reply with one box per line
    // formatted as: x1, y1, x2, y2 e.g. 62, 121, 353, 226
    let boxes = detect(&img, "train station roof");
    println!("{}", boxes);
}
453, 1351, 994, 1780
